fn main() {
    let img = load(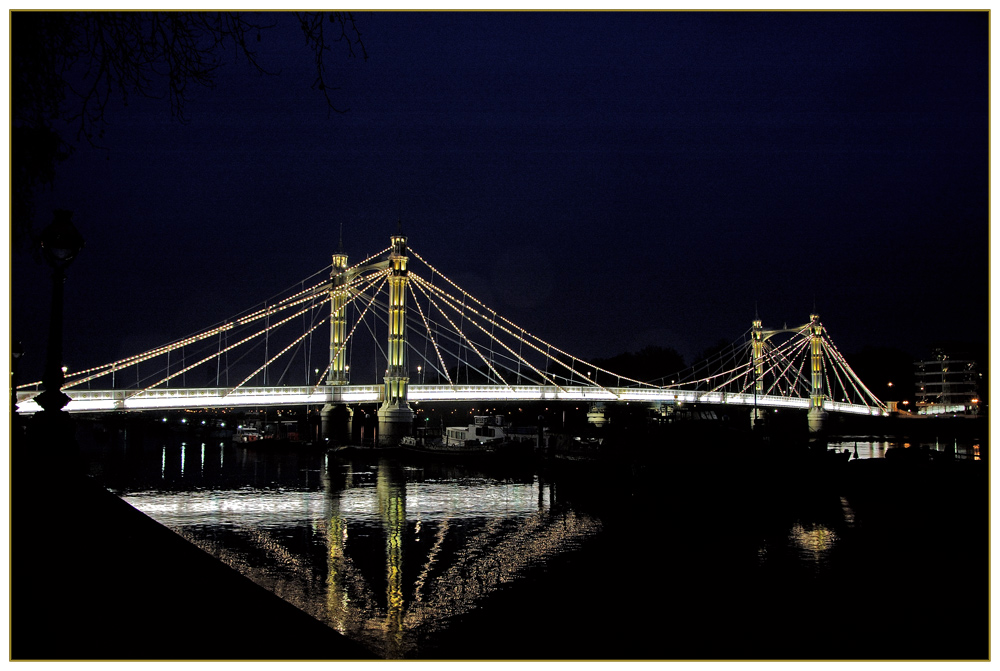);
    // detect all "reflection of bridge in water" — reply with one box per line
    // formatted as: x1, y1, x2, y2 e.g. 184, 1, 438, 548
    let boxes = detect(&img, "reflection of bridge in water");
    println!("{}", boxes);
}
19, 233, 886, 438
124, 453, 602, 659
326, 459, 602, 658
